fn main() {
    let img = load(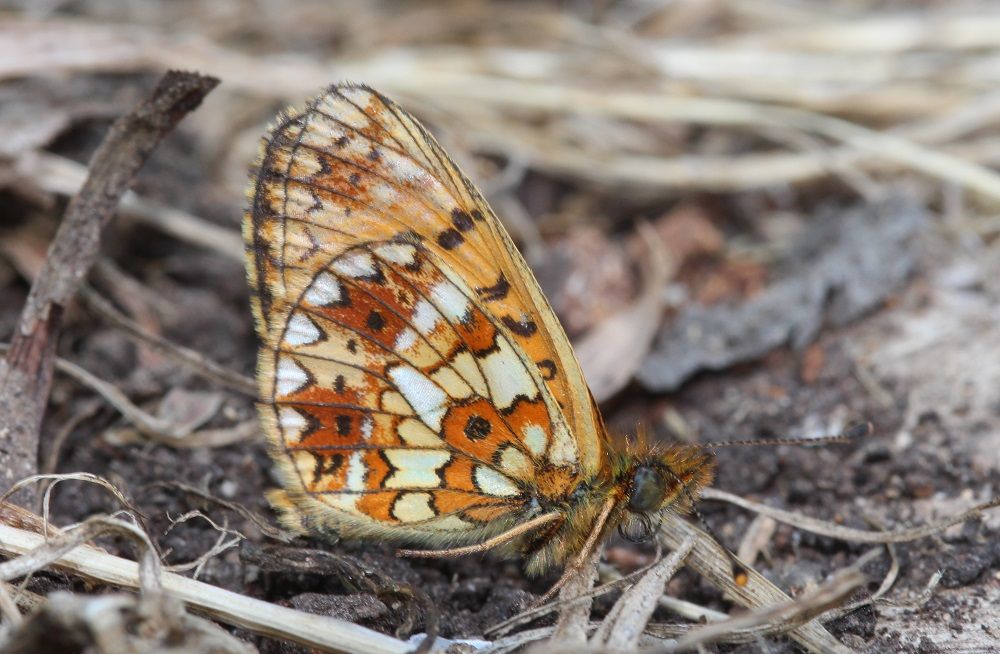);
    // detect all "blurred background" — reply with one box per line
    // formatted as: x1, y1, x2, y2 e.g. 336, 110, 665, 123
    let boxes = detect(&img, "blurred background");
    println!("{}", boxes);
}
1, 1, 999, 651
